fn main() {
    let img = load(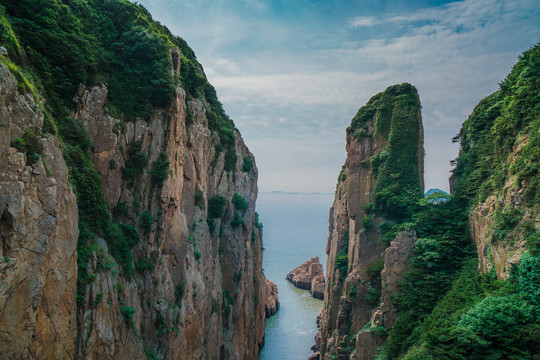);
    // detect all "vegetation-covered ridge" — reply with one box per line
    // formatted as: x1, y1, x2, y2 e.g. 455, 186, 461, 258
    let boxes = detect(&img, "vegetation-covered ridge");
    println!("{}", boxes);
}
0, 0, 241, 277
321, 82, 425, 359
374, 44, 540, 360
342, 83, 424, 237
1, 2, 266, 358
